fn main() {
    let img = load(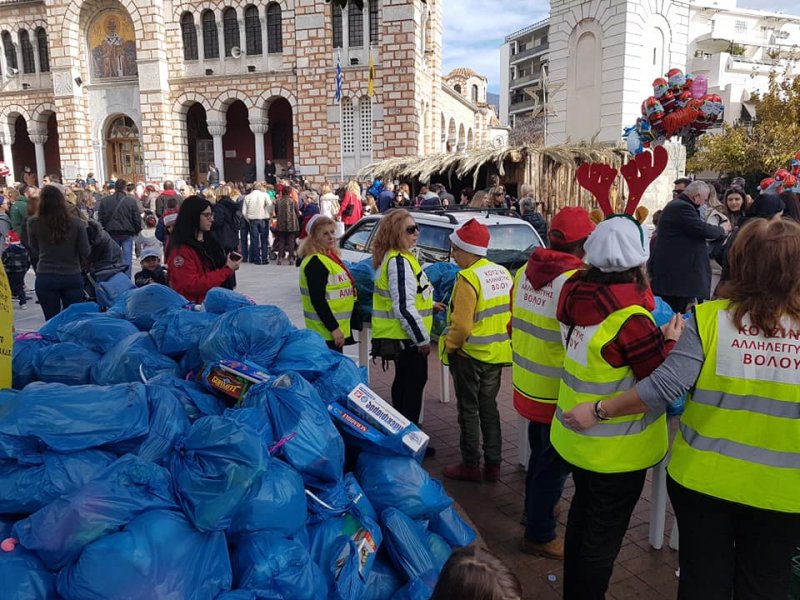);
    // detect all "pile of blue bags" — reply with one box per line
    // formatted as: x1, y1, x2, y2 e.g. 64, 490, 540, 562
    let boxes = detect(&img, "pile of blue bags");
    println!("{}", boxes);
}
4, 284, 476, 600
